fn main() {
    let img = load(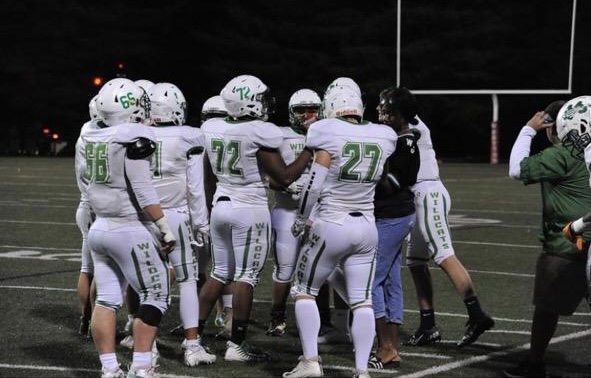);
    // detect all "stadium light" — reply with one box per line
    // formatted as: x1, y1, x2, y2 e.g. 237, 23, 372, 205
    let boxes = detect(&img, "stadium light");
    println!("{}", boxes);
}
93, 76, 104, 86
